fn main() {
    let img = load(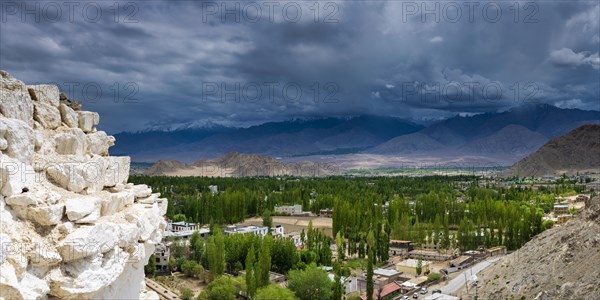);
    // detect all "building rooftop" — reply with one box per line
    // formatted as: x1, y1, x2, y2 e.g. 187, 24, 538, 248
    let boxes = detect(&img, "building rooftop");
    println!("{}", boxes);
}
374, 268, 400, 277
486, 246, 506, 252
164, 228, 210, 237
361, 282, 401, 300
397, 259, 430, 268
170, 221, 198, 226
409, 249, 446, 256
449, 255, 471, 266
390, 239, 413, 244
